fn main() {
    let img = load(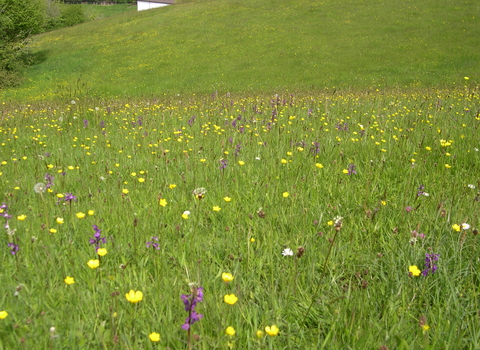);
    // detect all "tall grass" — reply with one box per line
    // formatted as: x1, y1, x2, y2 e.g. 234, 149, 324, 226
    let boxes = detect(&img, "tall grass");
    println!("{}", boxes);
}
0, 85, 479, 349
1, 0, 479, 101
